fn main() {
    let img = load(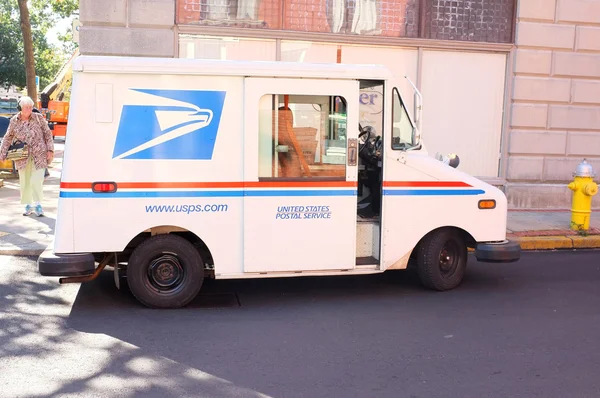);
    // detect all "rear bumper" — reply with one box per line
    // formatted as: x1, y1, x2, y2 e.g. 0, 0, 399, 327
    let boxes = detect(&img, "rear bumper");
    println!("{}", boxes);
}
475, 240, 521, 263
38, 246, 95, 277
